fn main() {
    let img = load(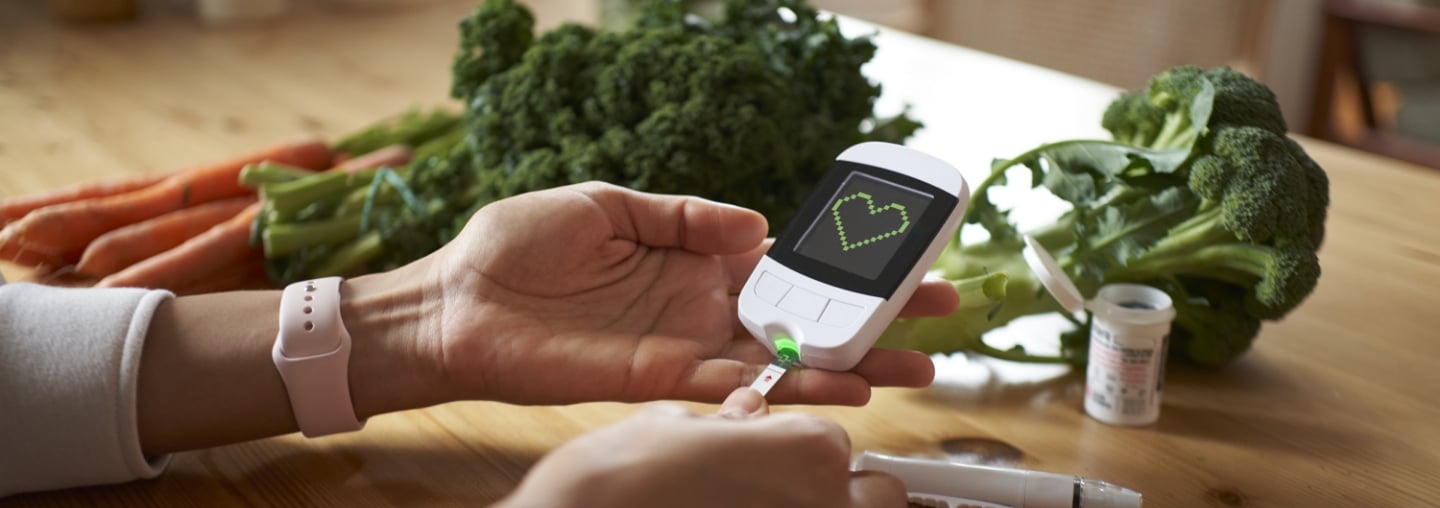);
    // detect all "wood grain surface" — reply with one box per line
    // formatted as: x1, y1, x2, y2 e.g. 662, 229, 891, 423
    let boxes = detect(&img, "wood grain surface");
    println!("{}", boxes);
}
2, 1, 1439, 506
